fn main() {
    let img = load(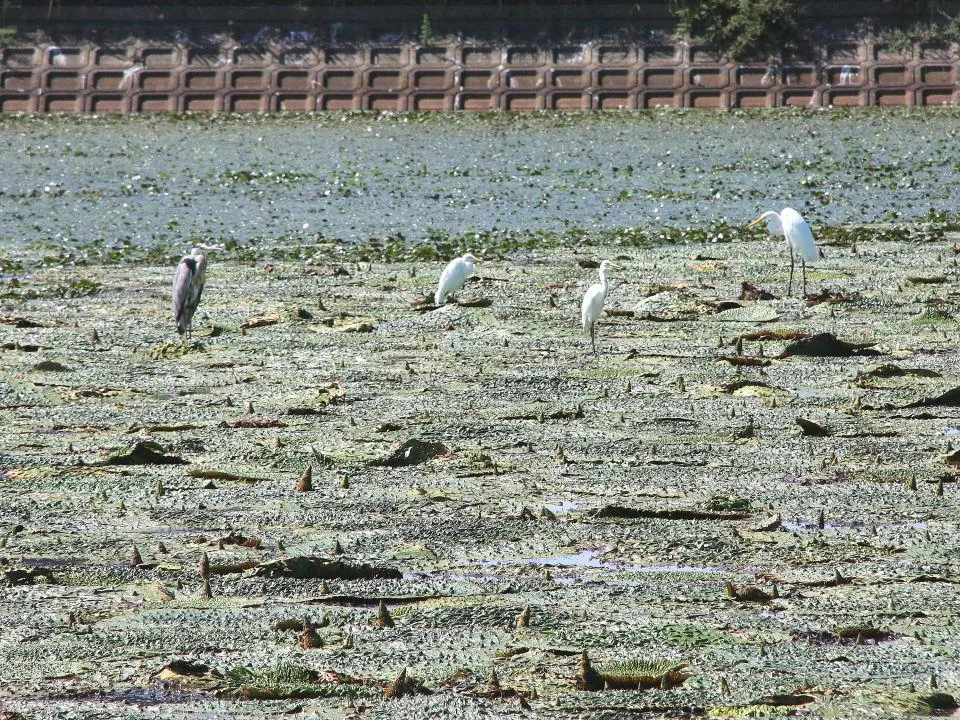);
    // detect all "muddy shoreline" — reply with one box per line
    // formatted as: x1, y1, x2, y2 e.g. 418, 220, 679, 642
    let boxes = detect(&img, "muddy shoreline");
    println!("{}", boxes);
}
2, 219, 959, 718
